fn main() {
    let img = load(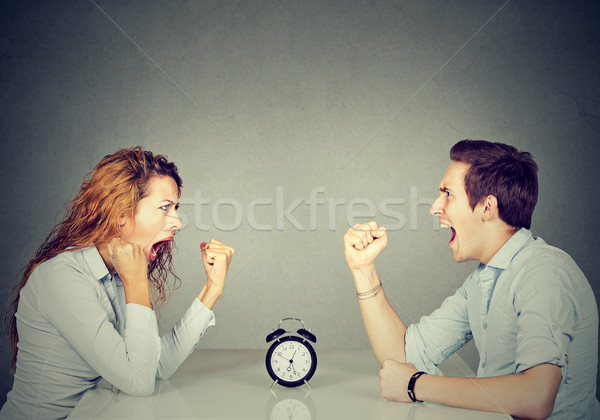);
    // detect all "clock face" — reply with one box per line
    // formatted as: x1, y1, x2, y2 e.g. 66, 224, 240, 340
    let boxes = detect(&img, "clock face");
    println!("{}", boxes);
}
266, 336, 317, 387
